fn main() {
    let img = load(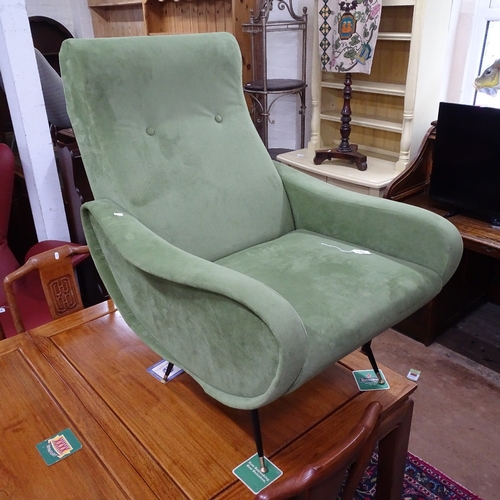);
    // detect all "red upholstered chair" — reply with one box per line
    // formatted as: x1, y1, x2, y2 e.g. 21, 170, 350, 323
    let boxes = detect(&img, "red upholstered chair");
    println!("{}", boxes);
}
0, 143, 87, 339
4, 244, 89, 334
